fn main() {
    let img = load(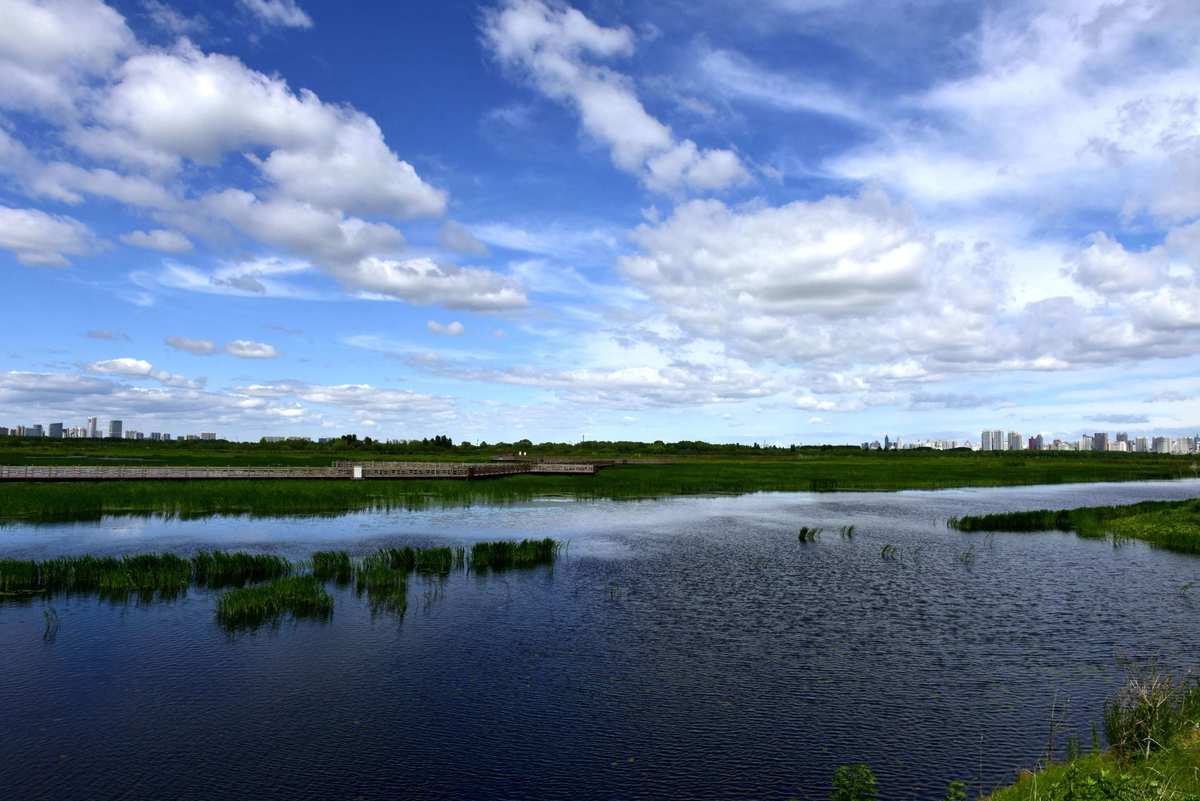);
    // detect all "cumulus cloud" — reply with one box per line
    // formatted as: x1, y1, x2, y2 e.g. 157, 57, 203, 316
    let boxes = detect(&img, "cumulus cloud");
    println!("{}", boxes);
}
427, 320, 465, 336
344, 257, 528, 309
121, 228, 193, 253
0, 0, 134, 114
164, 335, 216, 355
482, 0, 749, 193
0, 205, 96, 266
87, 356, 200, 388
225, 340, 279, 359
620, 190, 929, 354
238, 0, 312, 28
